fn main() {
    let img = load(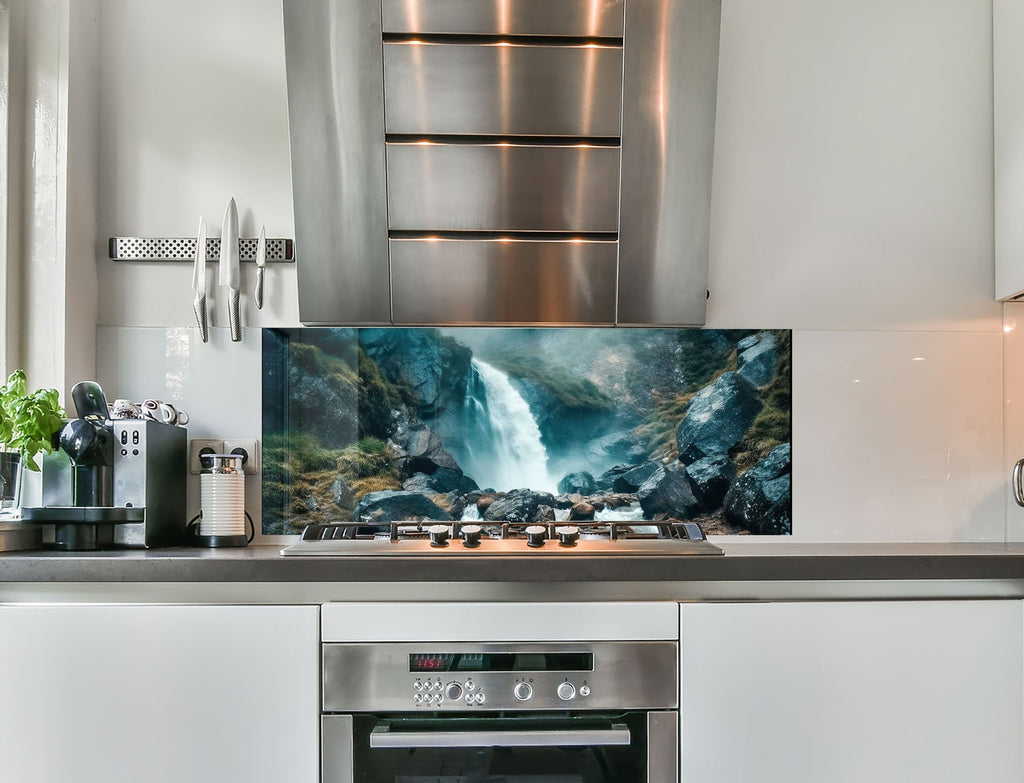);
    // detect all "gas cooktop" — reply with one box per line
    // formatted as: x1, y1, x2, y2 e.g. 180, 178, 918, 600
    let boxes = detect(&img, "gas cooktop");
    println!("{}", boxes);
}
280, 519, 723, 557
